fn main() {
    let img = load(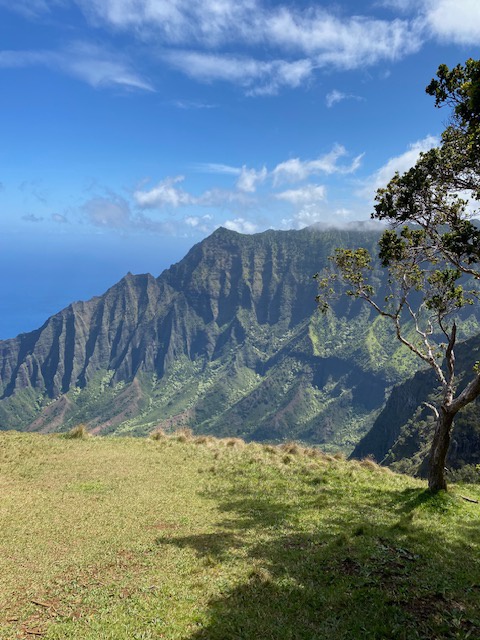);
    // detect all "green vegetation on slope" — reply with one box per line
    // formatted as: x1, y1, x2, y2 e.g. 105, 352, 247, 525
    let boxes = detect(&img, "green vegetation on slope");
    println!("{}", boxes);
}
0, 432, 479, 639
